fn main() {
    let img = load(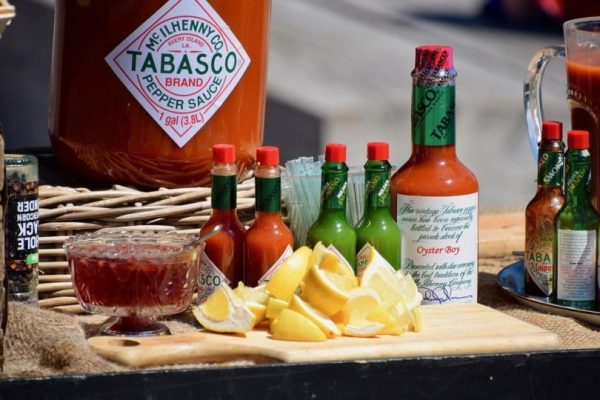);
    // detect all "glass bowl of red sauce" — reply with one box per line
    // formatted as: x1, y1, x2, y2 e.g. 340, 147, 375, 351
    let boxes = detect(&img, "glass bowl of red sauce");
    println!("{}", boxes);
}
64, 231, 203, 336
